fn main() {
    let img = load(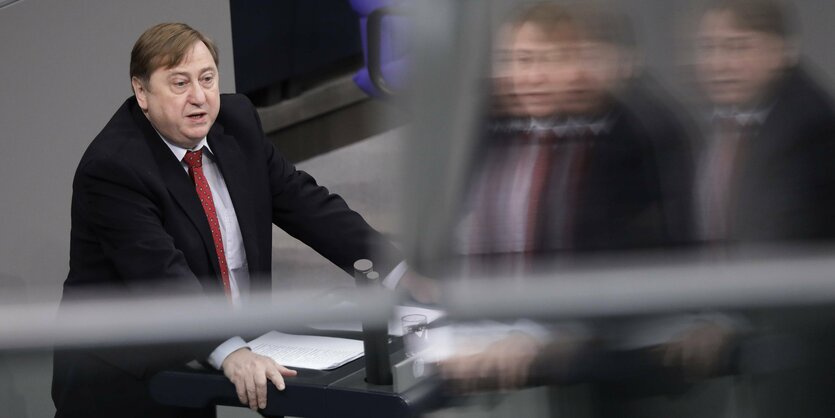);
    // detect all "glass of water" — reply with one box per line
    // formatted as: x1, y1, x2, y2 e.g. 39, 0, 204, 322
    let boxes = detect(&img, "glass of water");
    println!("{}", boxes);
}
401, 314, 429, 356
